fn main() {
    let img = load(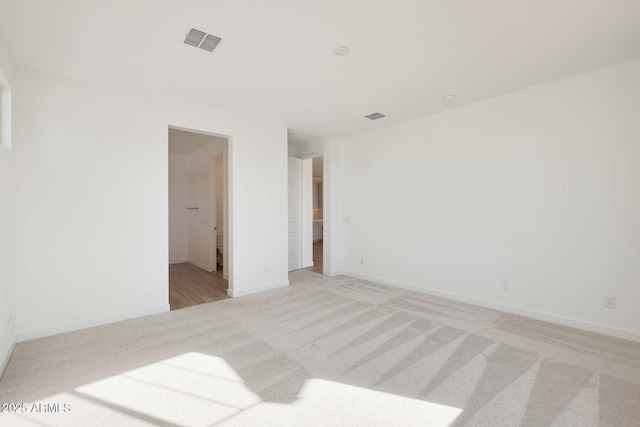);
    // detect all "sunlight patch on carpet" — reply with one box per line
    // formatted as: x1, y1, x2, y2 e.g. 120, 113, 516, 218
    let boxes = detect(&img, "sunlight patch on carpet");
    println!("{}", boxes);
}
0, 352, 462, 426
